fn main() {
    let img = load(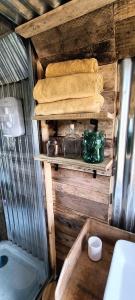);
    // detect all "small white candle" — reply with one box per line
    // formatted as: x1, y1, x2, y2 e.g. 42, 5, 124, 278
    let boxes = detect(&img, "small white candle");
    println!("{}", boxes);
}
88, 236, 102, 262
